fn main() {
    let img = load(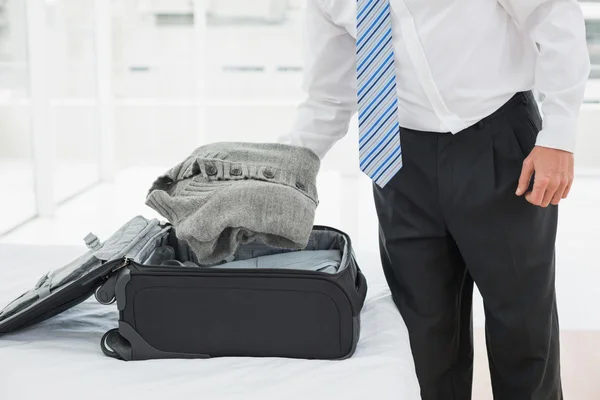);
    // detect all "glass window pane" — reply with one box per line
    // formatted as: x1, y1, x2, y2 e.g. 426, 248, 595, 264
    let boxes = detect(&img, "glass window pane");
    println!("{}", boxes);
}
586, 20, 600, 79
46, 0, 100, 202
112, 0, 197, 98
0, 0, 28, 98
110, 0, 200, 167
46, 0, 96, 98
0, 0, 35, 234
205, 104, 297, 143
205, 0, 304, 101
114, 106, 197, 168
53, 105, 100, 200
